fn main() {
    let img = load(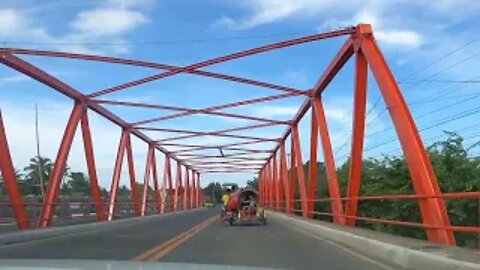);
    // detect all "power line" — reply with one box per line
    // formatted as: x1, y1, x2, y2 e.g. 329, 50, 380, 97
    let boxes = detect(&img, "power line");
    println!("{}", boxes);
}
0, 32, 316, 47
400, 34, 480, 81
